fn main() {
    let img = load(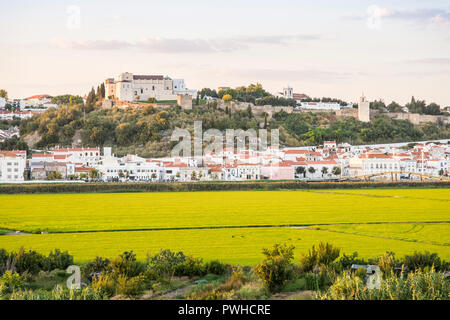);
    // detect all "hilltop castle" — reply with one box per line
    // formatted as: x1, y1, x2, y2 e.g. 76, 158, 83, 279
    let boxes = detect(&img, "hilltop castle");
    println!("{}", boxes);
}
105, 72, 197, 102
